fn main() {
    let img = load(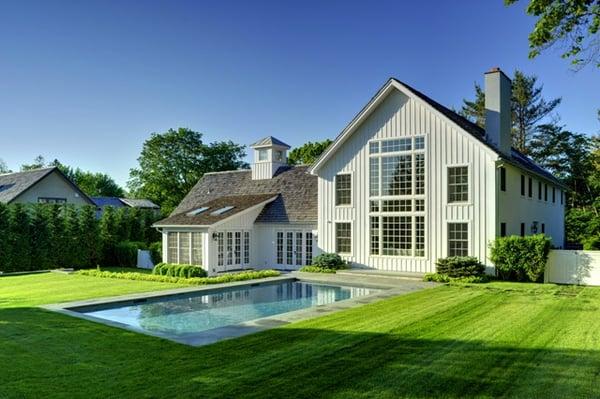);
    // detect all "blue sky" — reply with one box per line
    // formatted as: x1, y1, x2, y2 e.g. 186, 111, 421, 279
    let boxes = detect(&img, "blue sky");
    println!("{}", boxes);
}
0, 0, 598, 187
